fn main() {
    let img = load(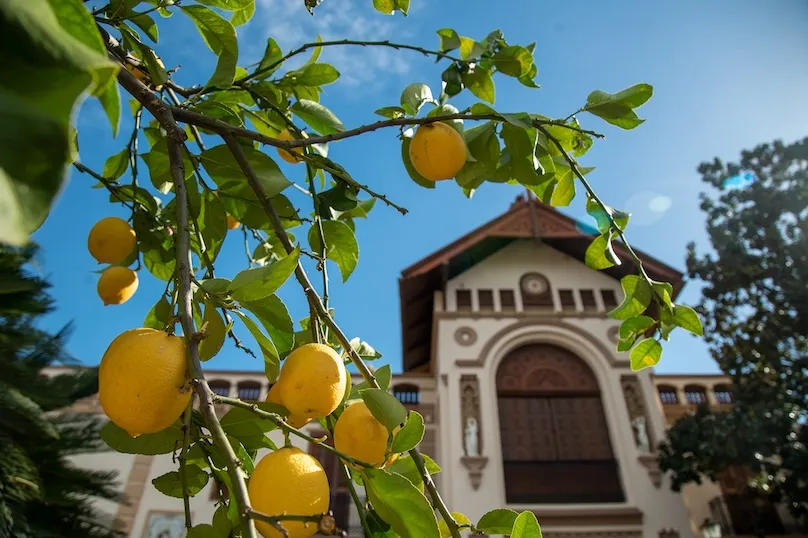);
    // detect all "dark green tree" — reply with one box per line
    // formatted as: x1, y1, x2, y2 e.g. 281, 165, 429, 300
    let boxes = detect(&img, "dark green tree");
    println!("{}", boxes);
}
0, 245, 122, 538
658, 137, 808, 522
